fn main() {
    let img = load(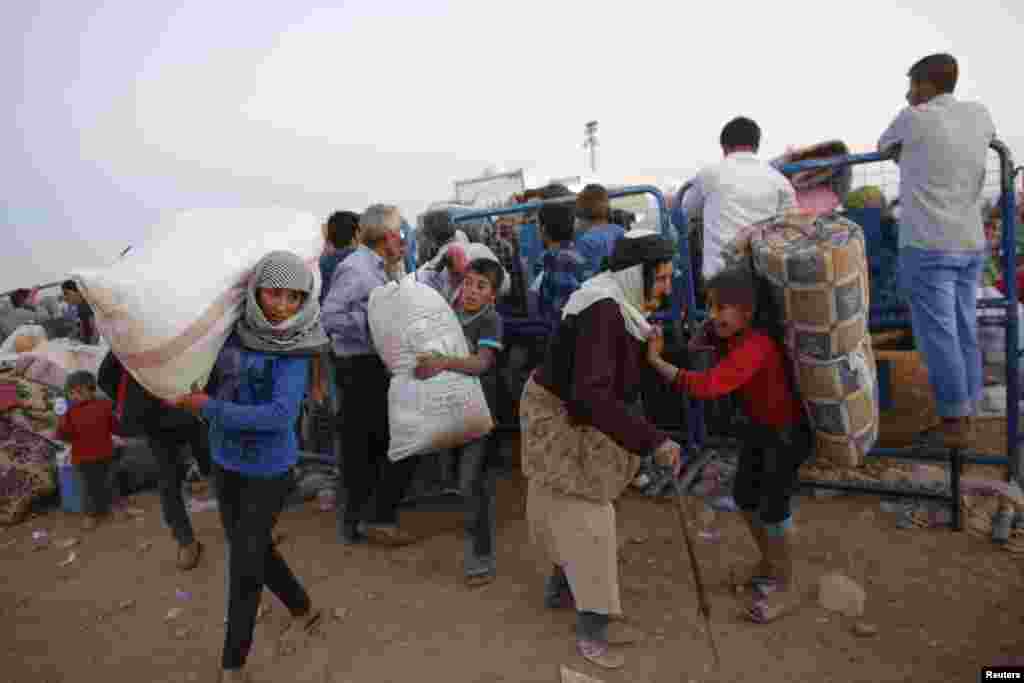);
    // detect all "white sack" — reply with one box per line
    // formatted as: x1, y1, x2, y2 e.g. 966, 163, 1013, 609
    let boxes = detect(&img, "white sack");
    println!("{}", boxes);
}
71, 208, 323, 400
368, 276, 494, 461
